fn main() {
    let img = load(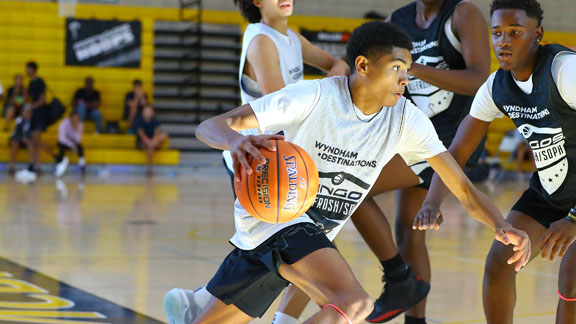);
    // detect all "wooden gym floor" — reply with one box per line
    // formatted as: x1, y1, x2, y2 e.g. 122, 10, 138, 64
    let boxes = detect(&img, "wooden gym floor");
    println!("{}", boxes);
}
0, 165, 562, 324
